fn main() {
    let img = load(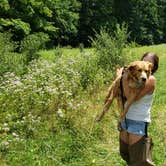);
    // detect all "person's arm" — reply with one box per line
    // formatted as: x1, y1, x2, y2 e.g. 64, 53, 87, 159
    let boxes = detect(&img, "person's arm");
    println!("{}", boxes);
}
134, 76, 156, 101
